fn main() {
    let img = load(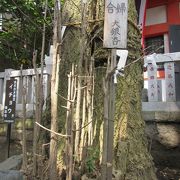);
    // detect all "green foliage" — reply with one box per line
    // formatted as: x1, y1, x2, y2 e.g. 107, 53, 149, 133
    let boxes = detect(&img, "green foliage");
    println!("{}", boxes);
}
0, 0, 54, 69
85, 147, 100, 173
